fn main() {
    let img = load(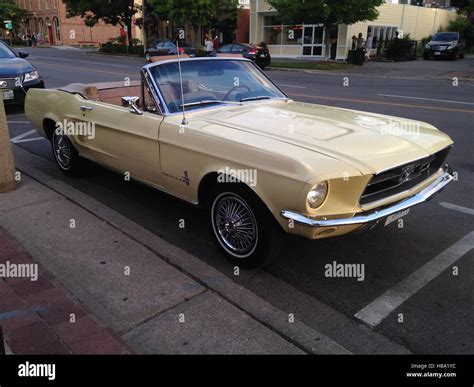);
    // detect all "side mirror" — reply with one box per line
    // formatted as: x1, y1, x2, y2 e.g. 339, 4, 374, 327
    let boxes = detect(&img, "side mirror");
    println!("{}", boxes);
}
18, 51, 29, 58
122, 96, 143, 115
